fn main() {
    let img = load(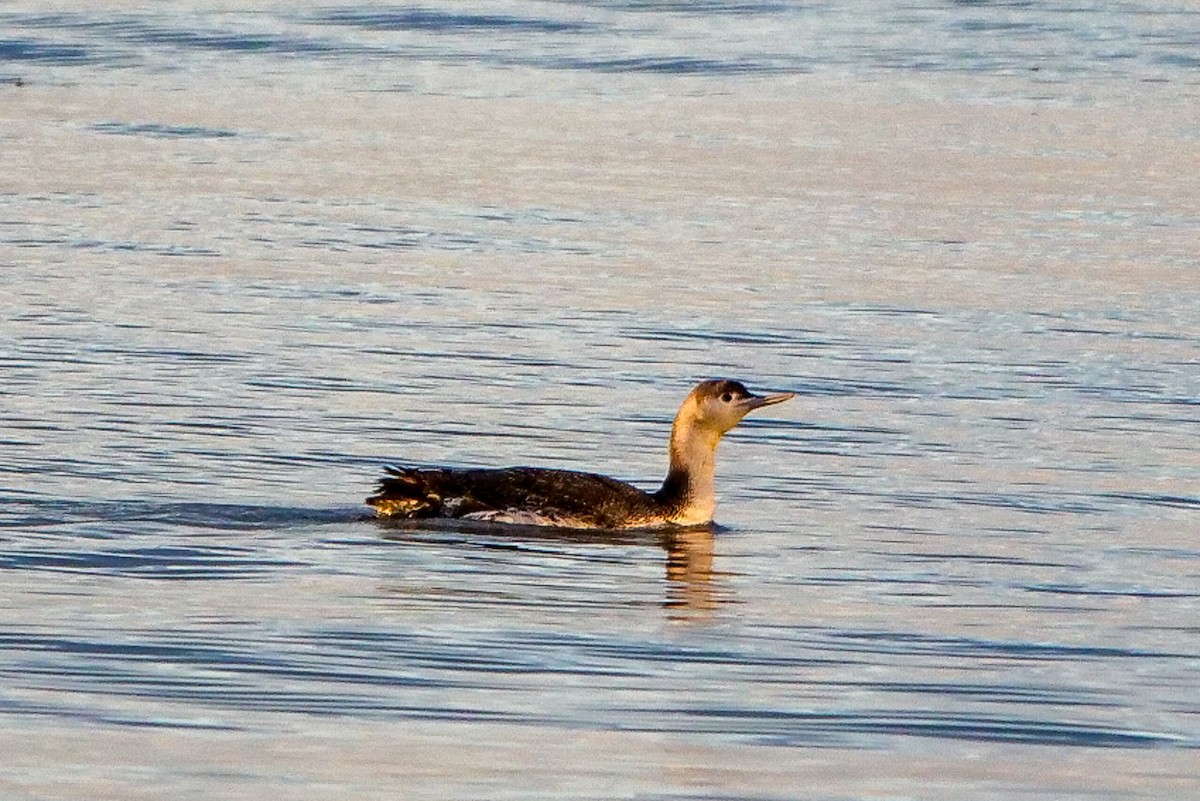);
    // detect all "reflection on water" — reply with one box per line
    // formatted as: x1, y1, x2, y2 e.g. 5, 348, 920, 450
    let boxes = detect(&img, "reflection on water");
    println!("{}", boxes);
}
2, 0, 1199, 798
663, 527, 721, 617
380, 521, 726, 619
